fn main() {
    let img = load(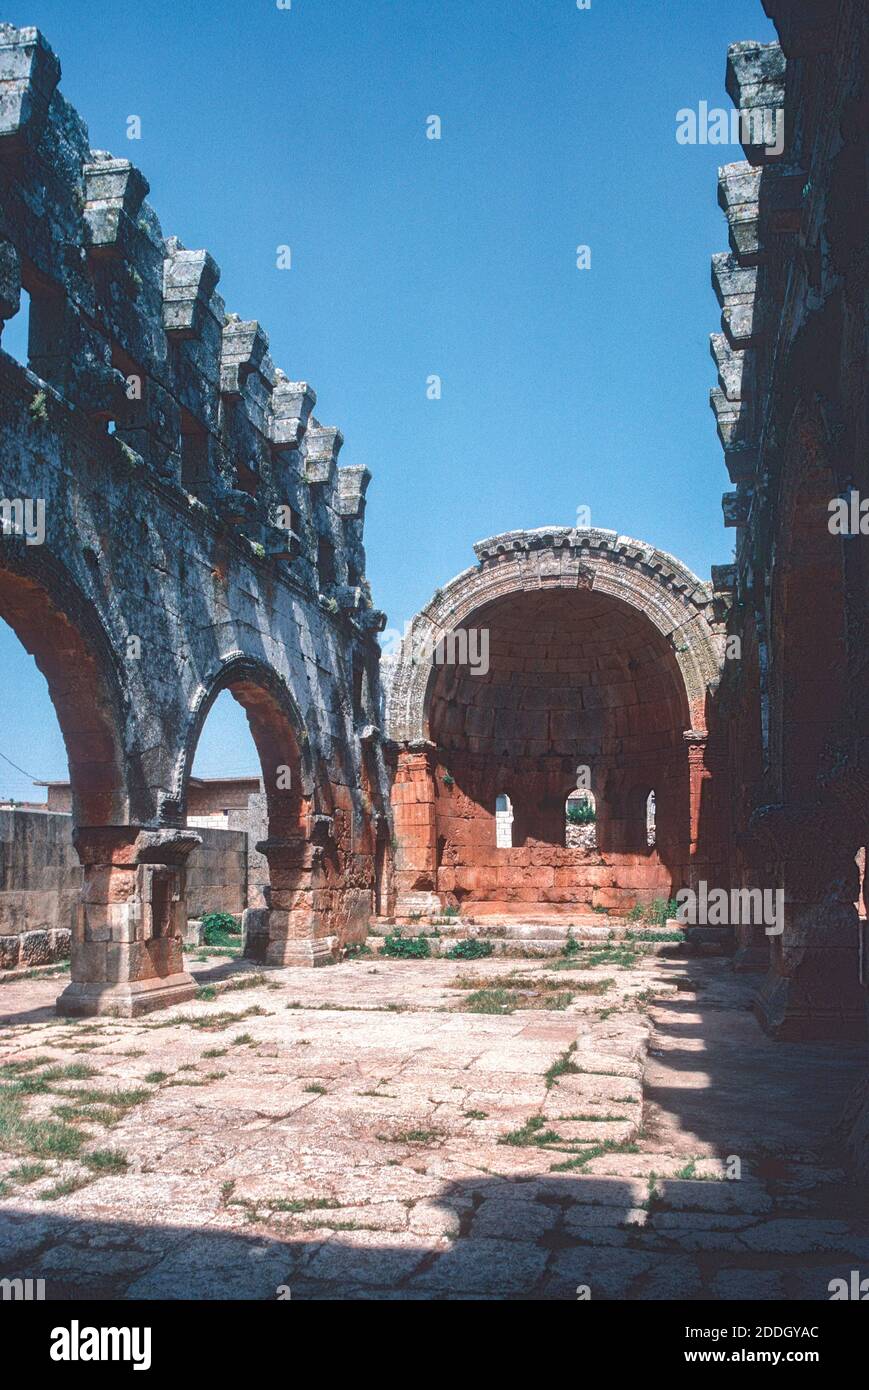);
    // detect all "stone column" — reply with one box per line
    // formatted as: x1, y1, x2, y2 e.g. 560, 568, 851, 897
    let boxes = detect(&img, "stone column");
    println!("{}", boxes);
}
391, 741, 441, 916
57, 827, 200, 1018
684, 729, 720, 896
684, 728, 729, 882
260, 818, 333, 967
751, 804, 867, 1041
